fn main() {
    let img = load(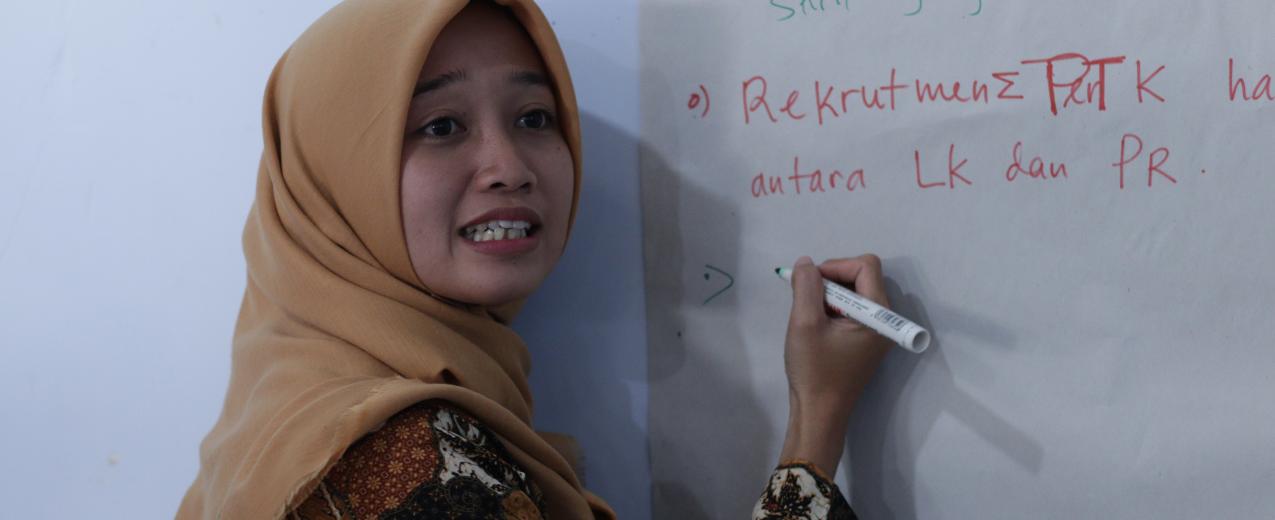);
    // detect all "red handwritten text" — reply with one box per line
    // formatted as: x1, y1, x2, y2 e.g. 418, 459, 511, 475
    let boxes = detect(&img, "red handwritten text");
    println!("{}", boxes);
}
751, 156, 867, 197
1005, 142, 1069, 182
1113, 133, 1176, 189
